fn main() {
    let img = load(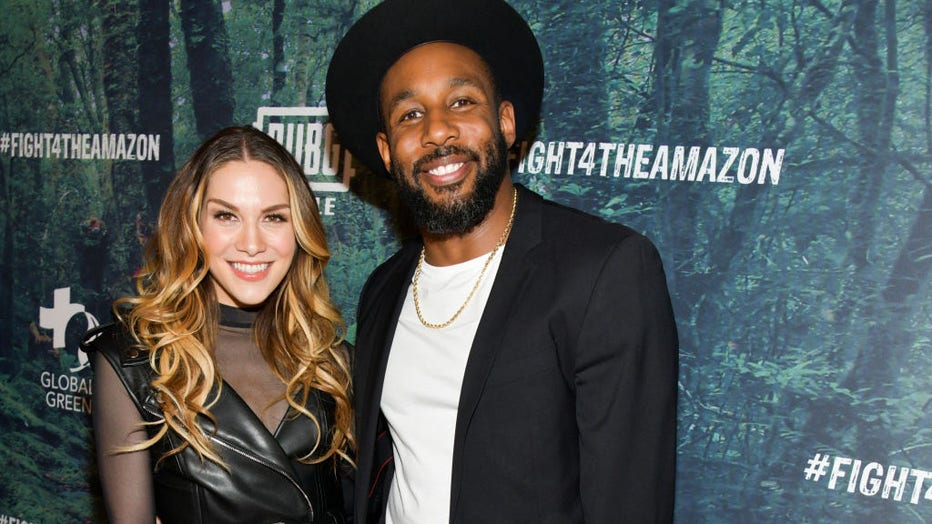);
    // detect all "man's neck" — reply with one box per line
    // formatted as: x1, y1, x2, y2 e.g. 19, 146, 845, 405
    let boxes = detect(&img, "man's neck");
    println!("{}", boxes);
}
421, 179, 516, 266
